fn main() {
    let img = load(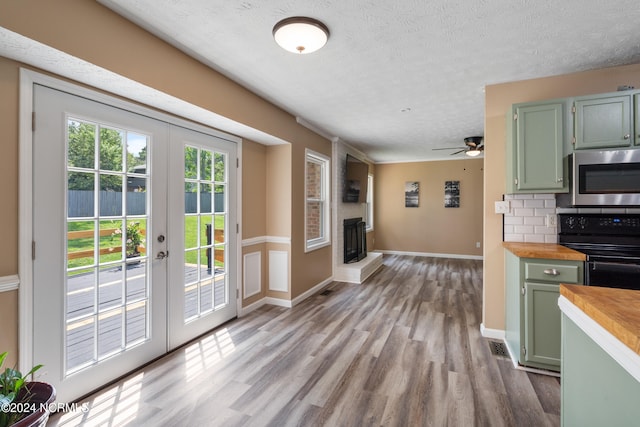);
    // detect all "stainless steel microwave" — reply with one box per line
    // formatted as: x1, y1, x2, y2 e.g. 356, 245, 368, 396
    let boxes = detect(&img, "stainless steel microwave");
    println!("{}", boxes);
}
569, 150, 640, 206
